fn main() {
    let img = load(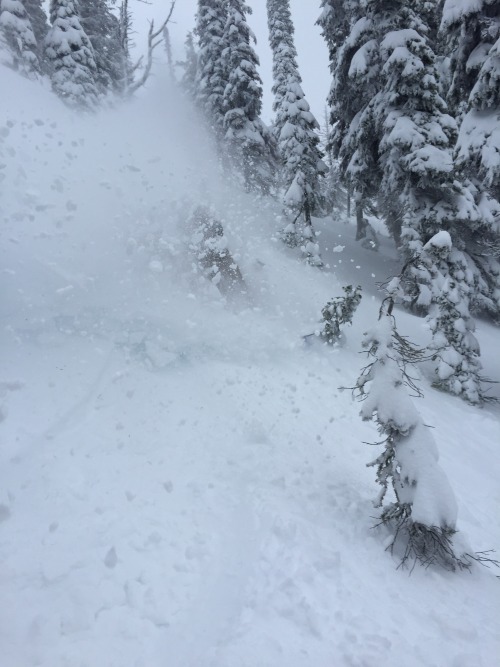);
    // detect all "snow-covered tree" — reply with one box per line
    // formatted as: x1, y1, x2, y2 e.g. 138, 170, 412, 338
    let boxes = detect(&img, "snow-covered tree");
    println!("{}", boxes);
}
442, 0, 500, 319
221, 0, 277, 194
194, 0, 227, 140
0, 0, 40, 76
373, 8, 472, 266
441, 0, 499, 121
267, 0, 327, 265
324, 0, 491, 327
322, 1, 383, 242
354, 301, 469, 570
316, 0, 350, 69
421, 232, 488, 404
320, 284, 361, 344
188, 205, 245, 296
163, 25, 174, 80
388, 230, 491, 403
179, 31, 198, 99
23, 0, 49, 68
45, 0, 99, 109
0, 13, 9, 65
80, 0, 123, 95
